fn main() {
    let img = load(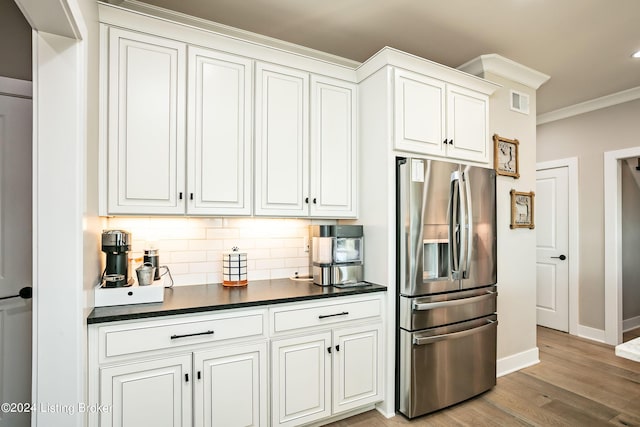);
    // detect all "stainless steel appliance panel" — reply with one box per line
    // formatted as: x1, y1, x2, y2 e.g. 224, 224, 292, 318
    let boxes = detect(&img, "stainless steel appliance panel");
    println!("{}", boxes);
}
460, 165, 497, 290
399, 286, 496, 331
399, 159, 459, 296
399, 315, 497, 418
312, 264, 363, 286
398, 159, 496, 296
